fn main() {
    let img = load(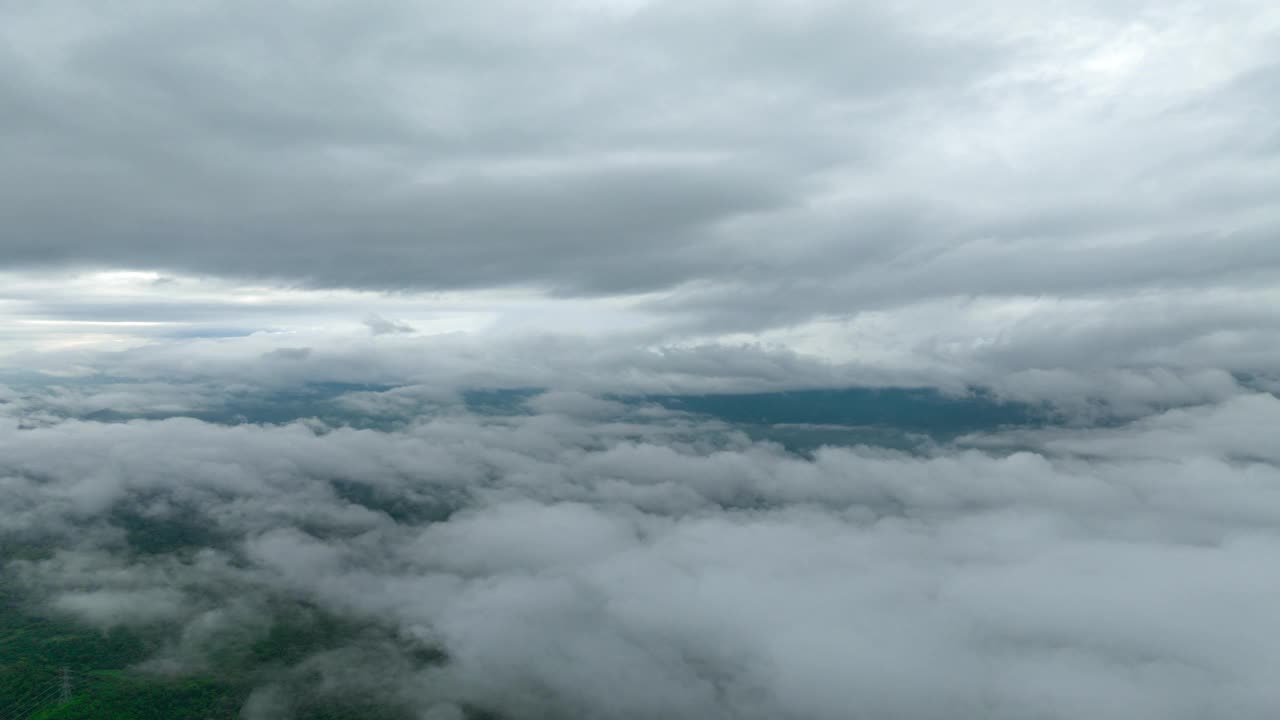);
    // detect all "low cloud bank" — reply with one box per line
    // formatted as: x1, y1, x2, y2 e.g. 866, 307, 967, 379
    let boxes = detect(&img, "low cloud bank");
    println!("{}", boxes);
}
3, 389, 1279, 718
